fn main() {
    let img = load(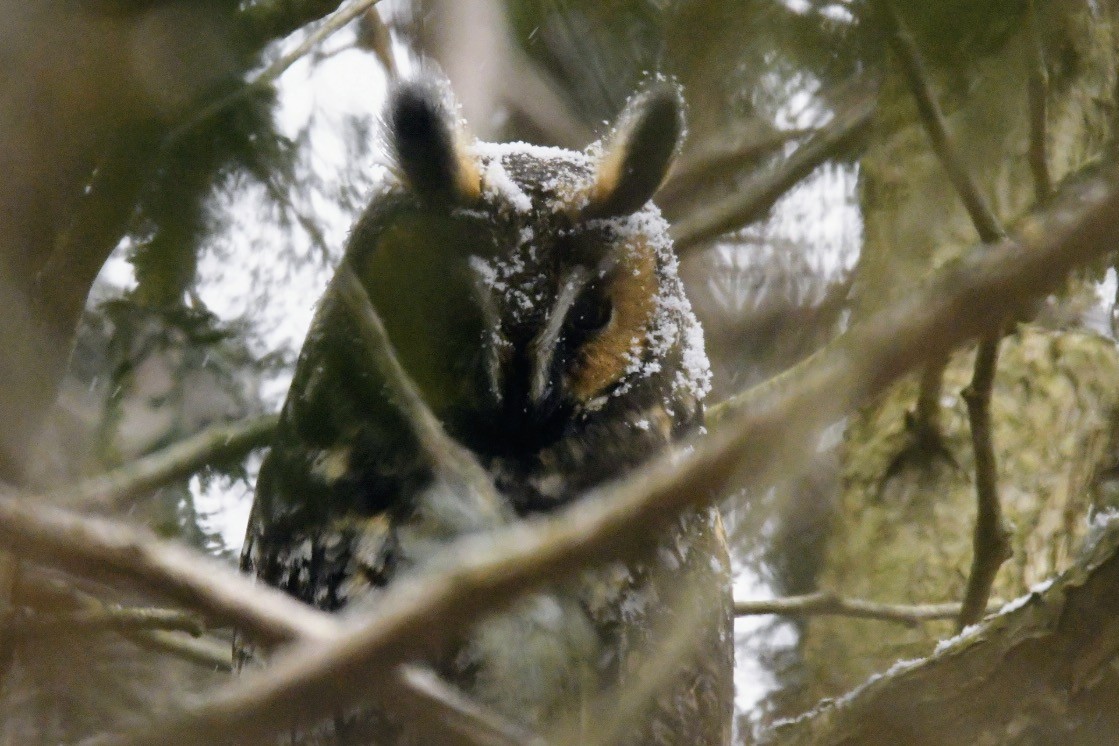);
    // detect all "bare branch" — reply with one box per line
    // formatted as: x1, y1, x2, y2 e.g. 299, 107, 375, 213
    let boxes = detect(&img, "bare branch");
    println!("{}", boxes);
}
238, 0, 347, 51
334, 264, 505, 512
734, 591, 1003, 628
58, 414, 277, 512
5, 605, 205, 640
0, 495, 525, 744
670, 84, 875, 252
356, 4, 398, 80
11, 569, 234, 672
89, 159, 1119, 745
0, 490, 336, 646
165, 0, 384, 152
131, 630, 234, 673
254, 0, 384, 89
880, 3, 1004, 244
958, 338, 1013, 628
881, 1, 1013, 629
912, 356, 947, 446
656, 126, 811, 214
394, 666, 544, 746
1026, 0, 1053, 202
